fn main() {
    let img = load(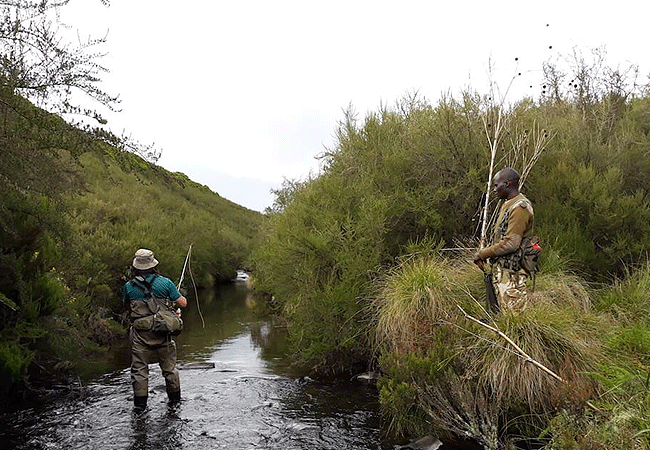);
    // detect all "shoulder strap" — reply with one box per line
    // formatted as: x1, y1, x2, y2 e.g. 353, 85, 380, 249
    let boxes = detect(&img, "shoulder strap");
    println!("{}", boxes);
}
512, 199, 531, 211
129, 274, 159, 299
129, 274, 162, 315
511, 195, 533, 214
498, 196, 532, 241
